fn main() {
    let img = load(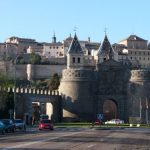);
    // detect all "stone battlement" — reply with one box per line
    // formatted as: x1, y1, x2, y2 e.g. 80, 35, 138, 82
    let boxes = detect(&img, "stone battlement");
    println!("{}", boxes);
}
130, 69, 150, 82
62, 69, 94, 81
0, 87, 60, 95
